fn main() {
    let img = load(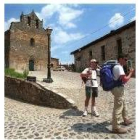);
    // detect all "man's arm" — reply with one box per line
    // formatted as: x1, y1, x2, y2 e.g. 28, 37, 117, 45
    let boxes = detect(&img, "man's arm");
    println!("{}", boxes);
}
80, 68, 91, 78
80, 73, 88, 78
120, 68, 134, 83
